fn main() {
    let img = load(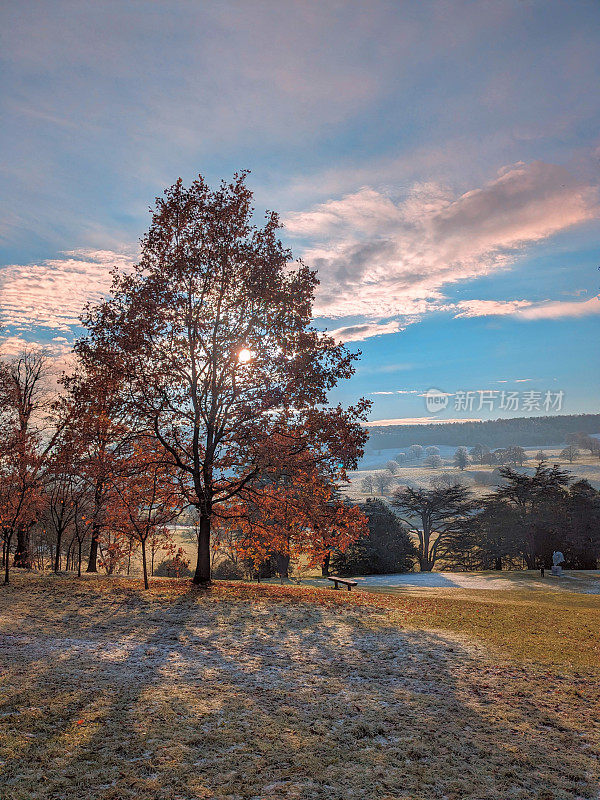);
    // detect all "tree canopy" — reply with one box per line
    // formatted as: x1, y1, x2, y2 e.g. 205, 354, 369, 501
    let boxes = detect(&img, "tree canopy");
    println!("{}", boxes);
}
76, 173, 369, 583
